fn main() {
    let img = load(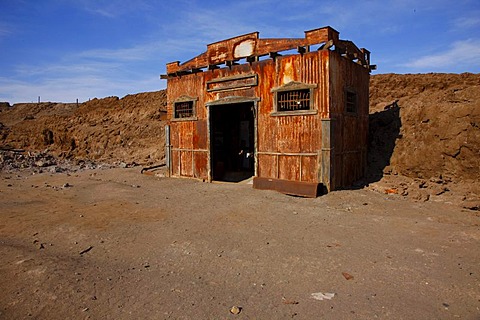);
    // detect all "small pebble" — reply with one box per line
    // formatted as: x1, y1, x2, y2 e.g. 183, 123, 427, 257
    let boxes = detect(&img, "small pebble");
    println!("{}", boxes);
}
230, 306, 241, 315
